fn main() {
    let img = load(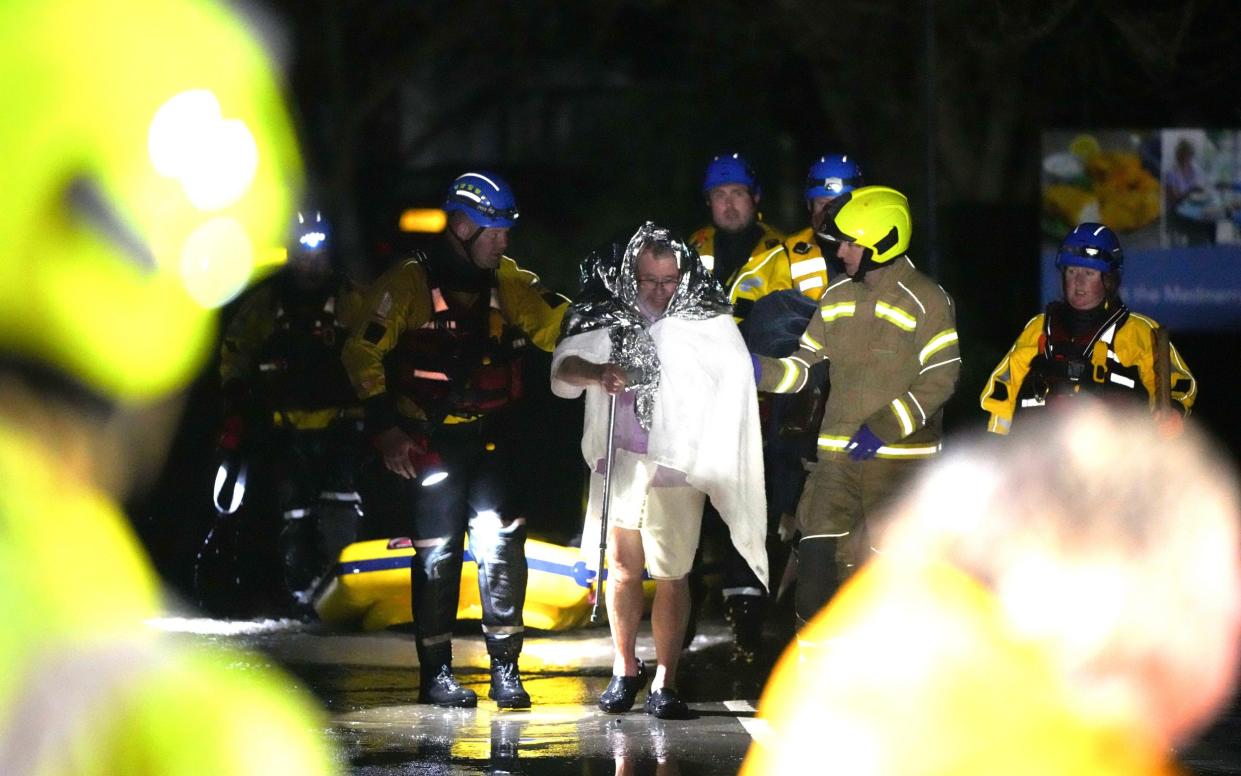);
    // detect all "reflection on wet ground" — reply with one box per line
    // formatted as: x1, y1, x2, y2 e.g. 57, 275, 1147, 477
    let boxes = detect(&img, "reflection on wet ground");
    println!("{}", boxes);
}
155, 616, 1241, 775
